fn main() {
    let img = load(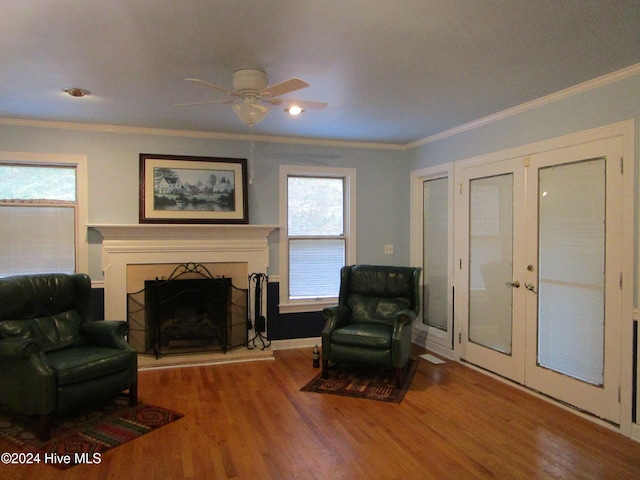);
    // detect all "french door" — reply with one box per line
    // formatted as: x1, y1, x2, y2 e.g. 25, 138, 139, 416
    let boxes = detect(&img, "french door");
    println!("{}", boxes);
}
457, 158, 527, 381
456, 137, 623, 424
